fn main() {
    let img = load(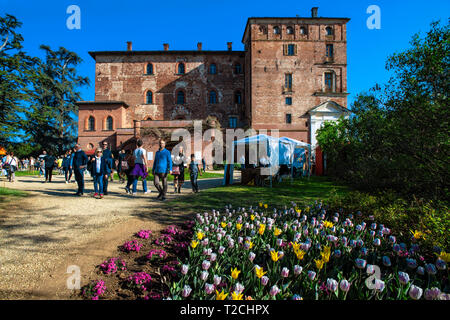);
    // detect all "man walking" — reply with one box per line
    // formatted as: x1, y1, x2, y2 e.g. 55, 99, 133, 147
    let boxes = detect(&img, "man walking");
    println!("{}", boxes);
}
101, 141, 113, 195
72, 143, 88, 196
44, 151, 56, 183
152, 139, 172, 201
